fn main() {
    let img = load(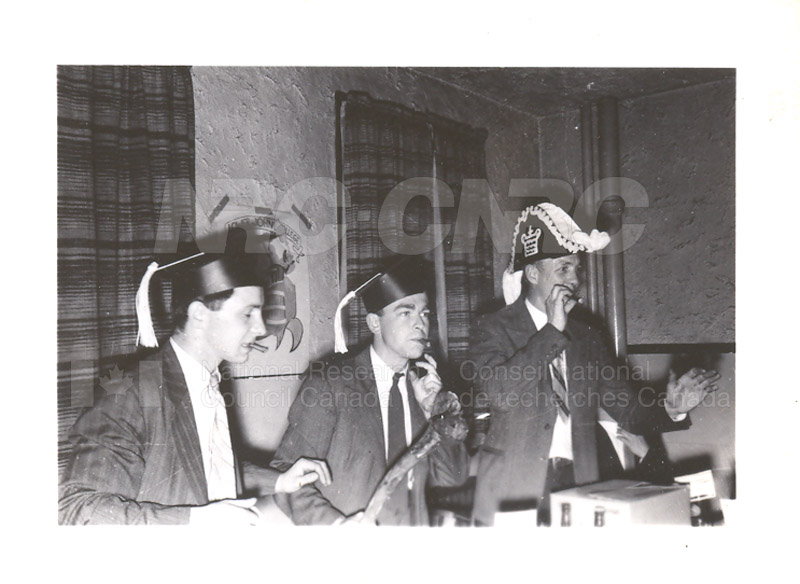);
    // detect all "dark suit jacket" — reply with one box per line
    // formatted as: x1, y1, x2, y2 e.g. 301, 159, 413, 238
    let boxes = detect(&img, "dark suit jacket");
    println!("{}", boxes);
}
270, 346, 469, 525
58, 343, 279, 525
469, 296, 686, 525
